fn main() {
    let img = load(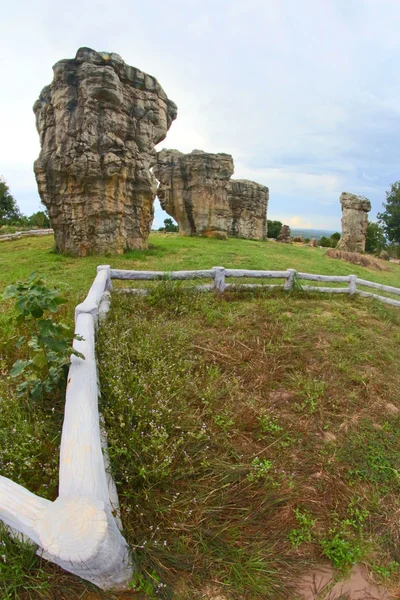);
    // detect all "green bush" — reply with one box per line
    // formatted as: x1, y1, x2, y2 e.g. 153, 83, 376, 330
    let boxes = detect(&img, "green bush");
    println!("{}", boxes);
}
3, 273, 83, 400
